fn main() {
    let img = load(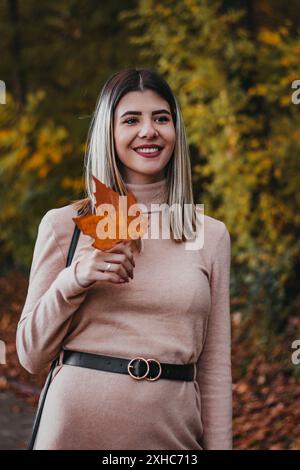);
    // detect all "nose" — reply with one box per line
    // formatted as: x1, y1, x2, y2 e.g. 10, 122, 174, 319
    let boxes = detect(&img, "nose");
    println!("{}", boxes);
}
138, 119, 158, 138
